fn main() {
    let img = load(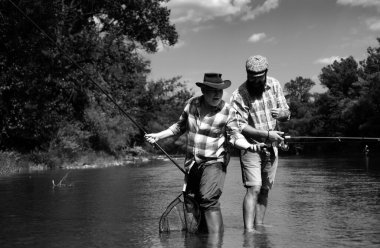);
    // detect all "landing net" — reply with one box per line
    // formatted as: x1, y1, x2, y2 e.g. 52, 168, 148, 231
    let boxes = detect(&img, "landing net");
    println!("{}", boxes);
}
159, 193, 201, 233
